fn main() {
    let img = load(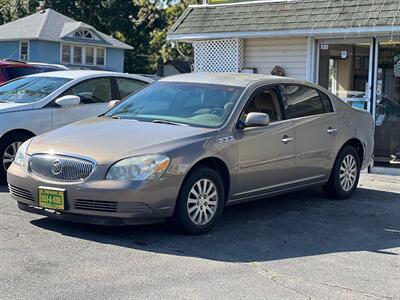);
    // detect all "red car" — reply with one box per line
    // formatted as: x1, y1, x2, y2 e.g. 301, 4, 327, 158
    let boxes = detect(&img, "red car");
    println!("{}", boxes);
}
0, 60, 43, 84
